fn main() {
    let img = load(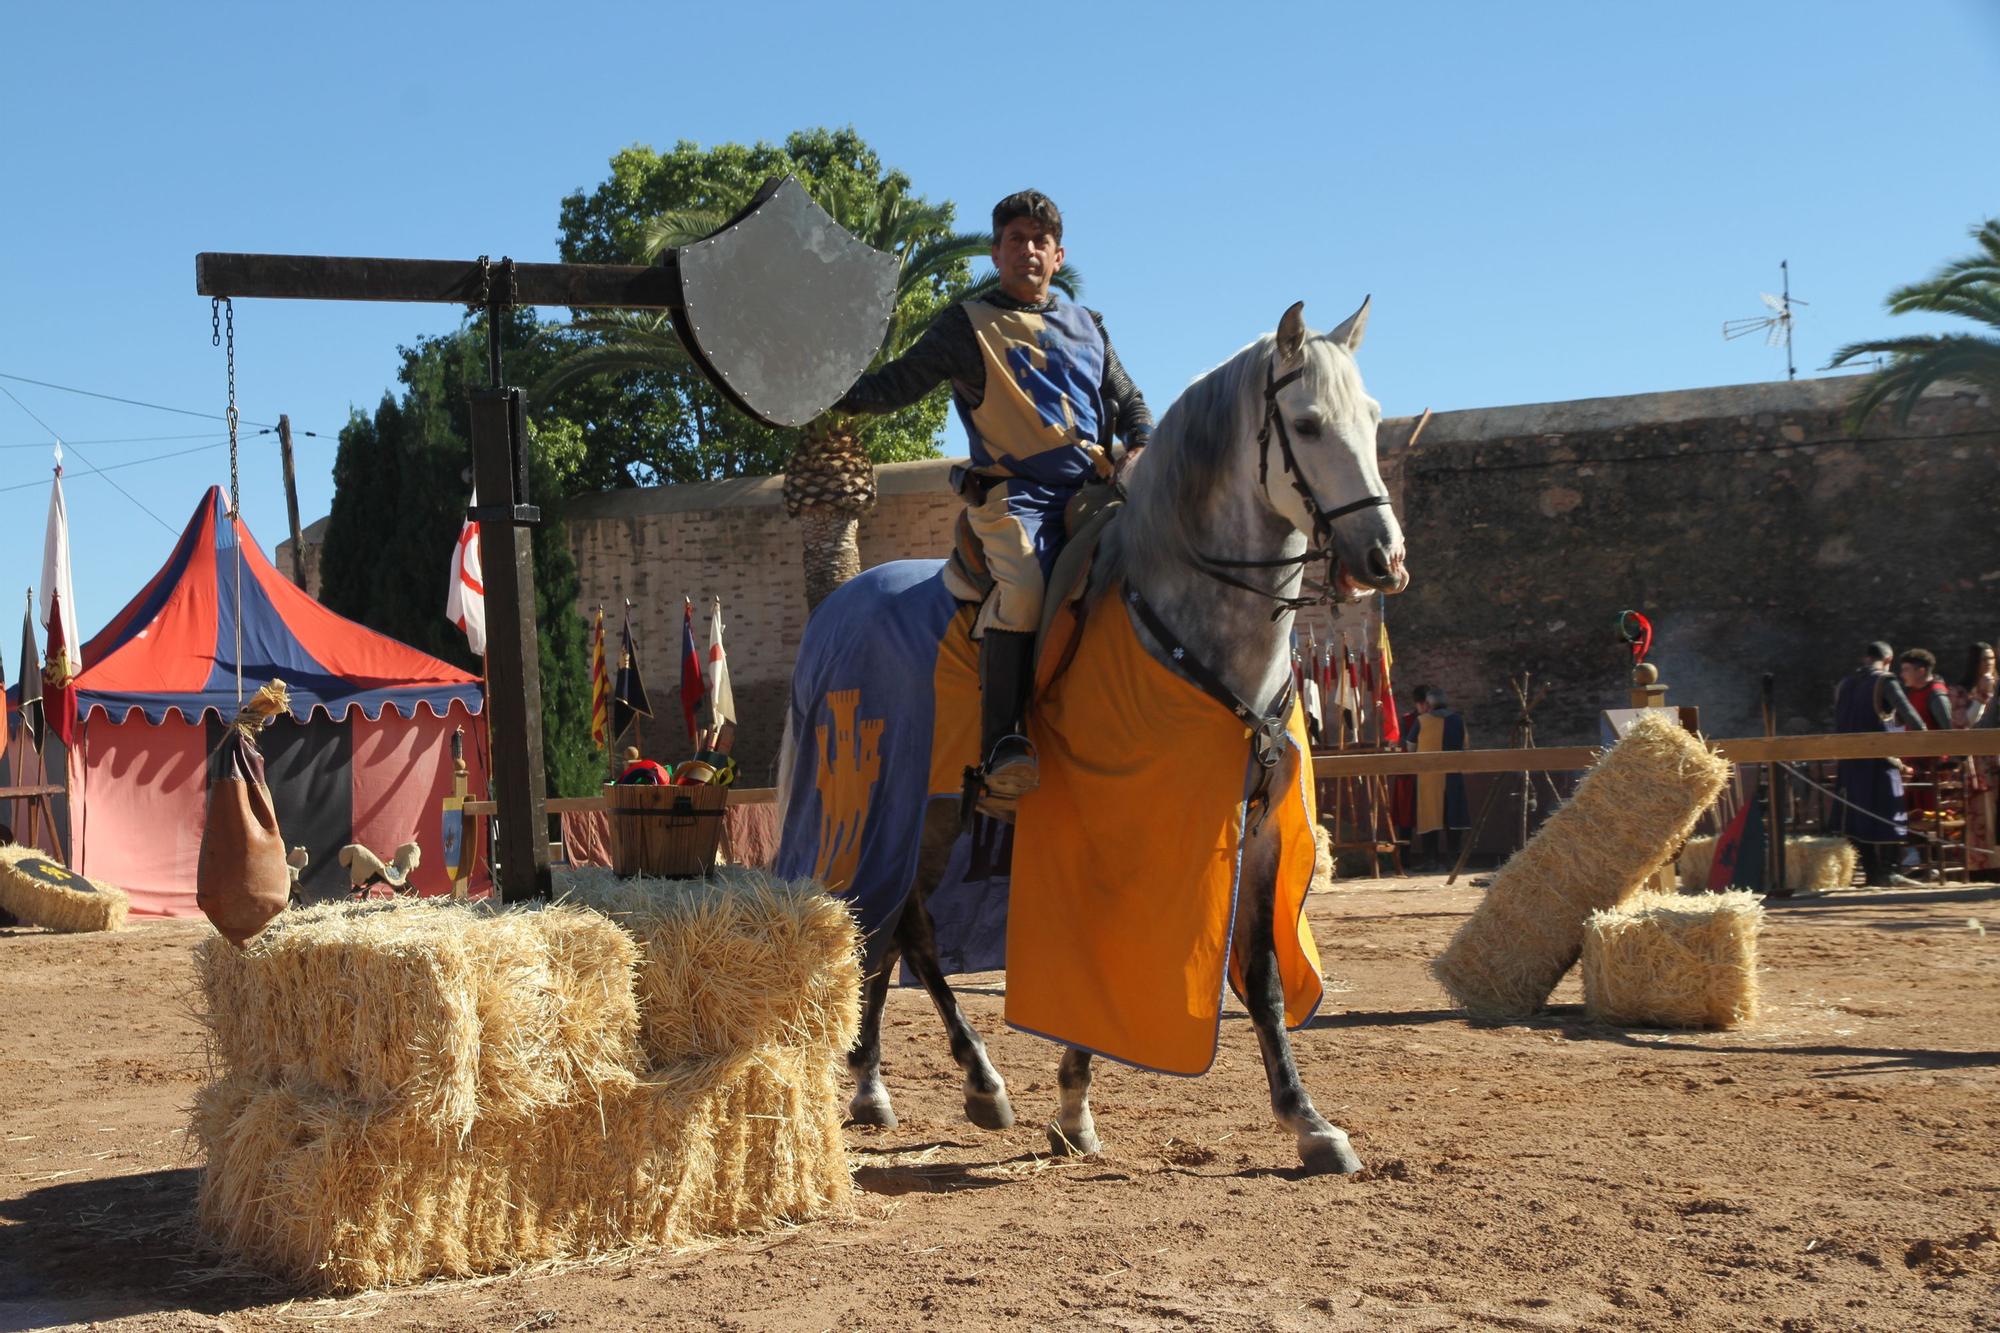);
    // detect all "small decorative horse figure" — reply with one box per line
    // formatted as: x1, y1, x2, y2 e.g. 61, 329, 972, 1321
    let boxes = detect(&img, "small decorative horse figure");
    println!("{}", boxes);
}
778, 298, 1407, 1174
